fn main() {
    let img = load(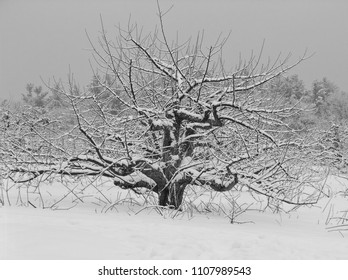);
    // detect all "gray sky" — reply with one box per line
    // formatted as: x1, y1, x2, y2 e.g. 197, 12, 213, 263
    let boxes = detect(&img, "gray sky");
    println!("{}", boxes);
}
1, 0, 347, 101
